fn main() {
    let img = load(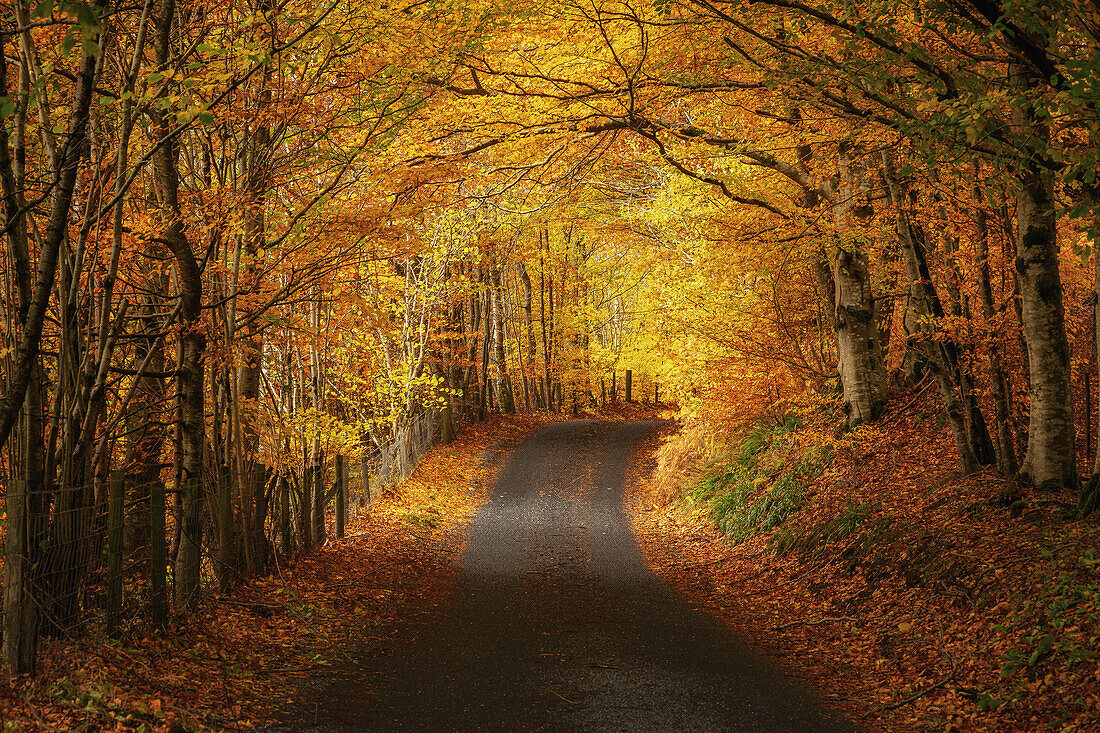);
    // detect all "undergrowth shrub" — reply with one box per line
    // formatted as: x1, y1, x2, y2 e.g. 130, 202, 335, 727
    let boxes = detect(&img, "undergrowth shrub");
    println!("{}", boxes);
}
688, 415, 826, 543
769, 503, 873, 558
